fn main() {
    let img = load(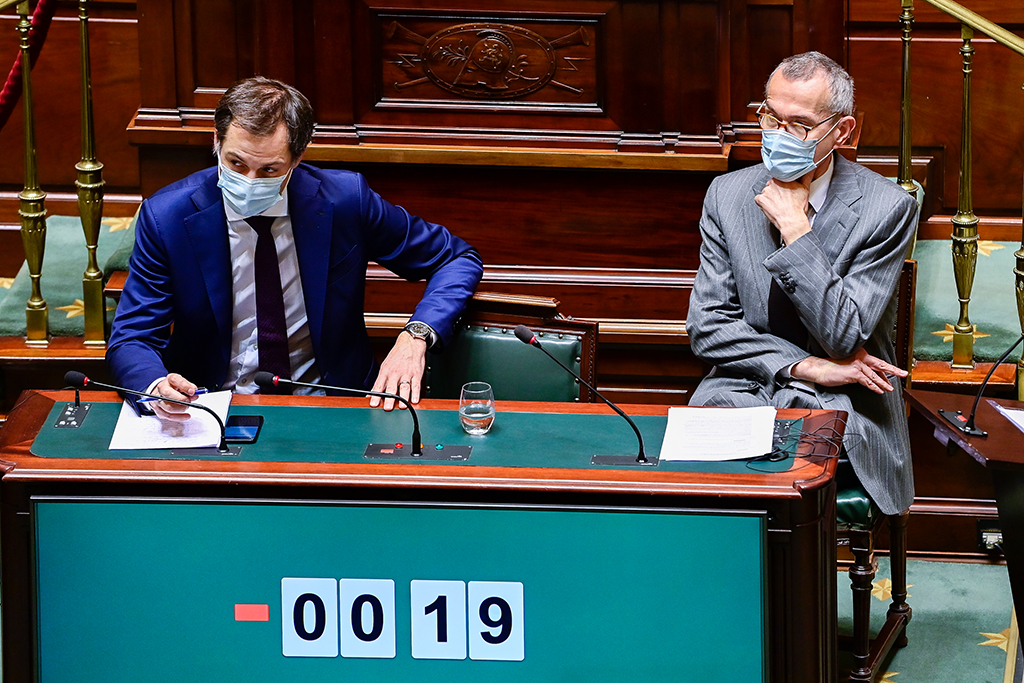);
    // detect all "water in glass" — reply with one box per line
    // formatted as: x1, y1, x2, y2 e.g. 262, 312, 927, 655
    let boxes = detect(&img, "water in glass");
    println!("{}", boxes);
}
460, 382, 495, 435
